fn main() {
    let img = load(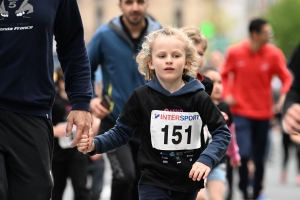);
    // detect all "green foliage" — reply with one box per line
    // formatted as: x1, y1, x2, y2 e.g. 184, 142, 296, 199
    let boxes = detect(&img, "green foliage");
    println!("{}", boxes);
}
199, 21, 215, 39
265, 0, 300, 59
